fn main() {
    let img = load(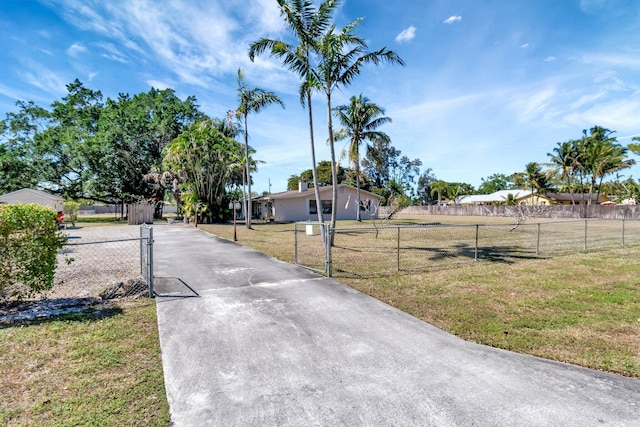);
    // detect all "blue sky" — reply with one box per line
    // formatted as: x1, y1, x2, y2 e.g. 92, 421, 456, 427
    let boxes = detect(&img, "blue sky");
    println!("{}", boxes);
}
1, 0, 639, 194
